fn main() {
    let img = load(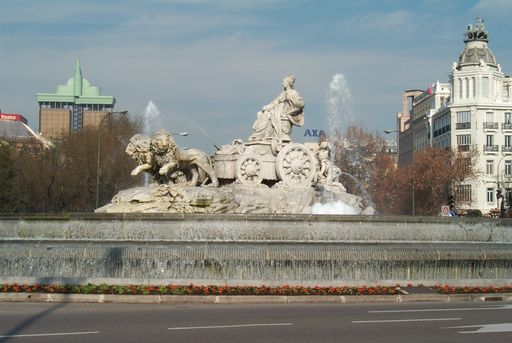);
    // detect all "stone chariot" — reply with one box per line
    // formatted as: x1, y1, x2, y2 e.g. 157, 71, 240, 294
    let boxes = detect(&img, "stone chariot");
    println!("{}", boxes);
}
214, 141, 317, 187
